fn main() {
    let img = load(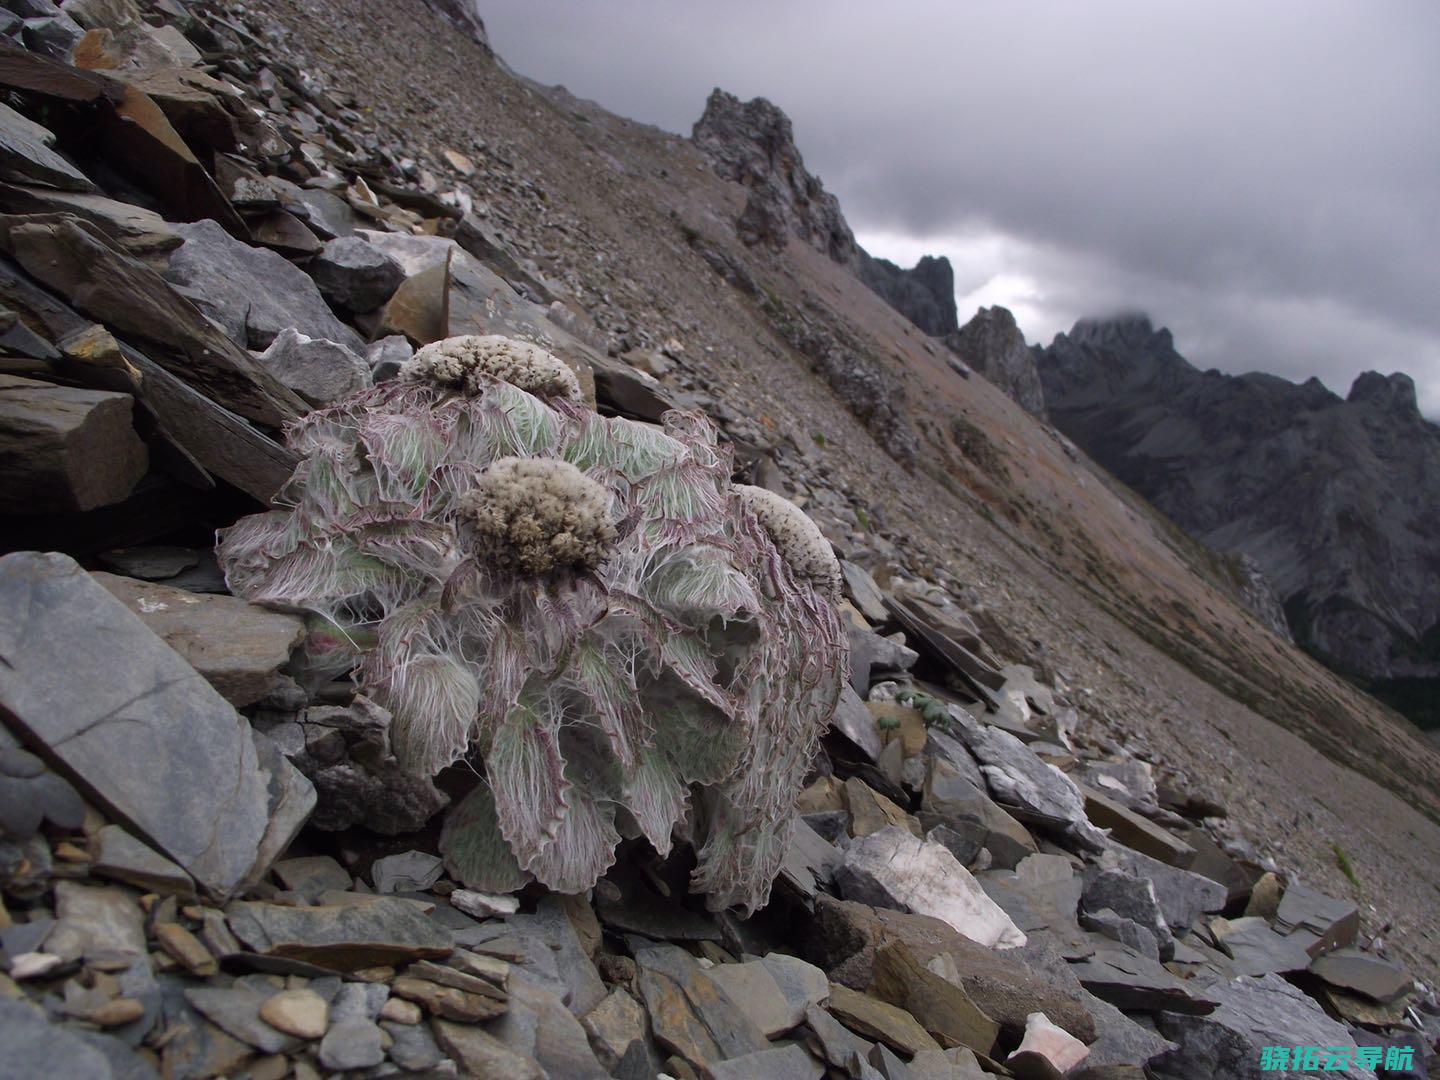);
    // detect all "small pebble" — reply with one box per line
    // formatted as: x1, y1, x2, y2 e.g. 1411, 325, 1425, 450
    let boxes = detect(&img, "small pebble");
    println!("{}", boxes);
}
379, 997, 422, 1025
89, 997, 145, 1027
10, 953, 62, 980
